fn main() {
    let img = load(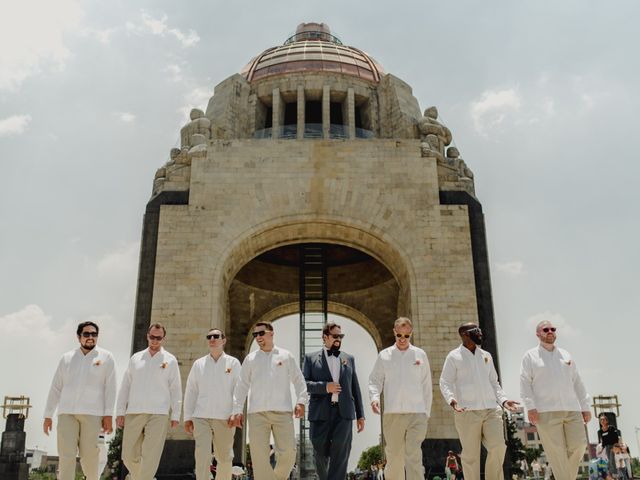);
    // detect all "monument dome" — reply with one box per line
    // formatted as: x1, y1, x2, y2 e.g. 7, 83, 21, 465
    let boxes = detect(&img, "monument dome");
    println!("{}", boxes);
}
241, 22, 385, 83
